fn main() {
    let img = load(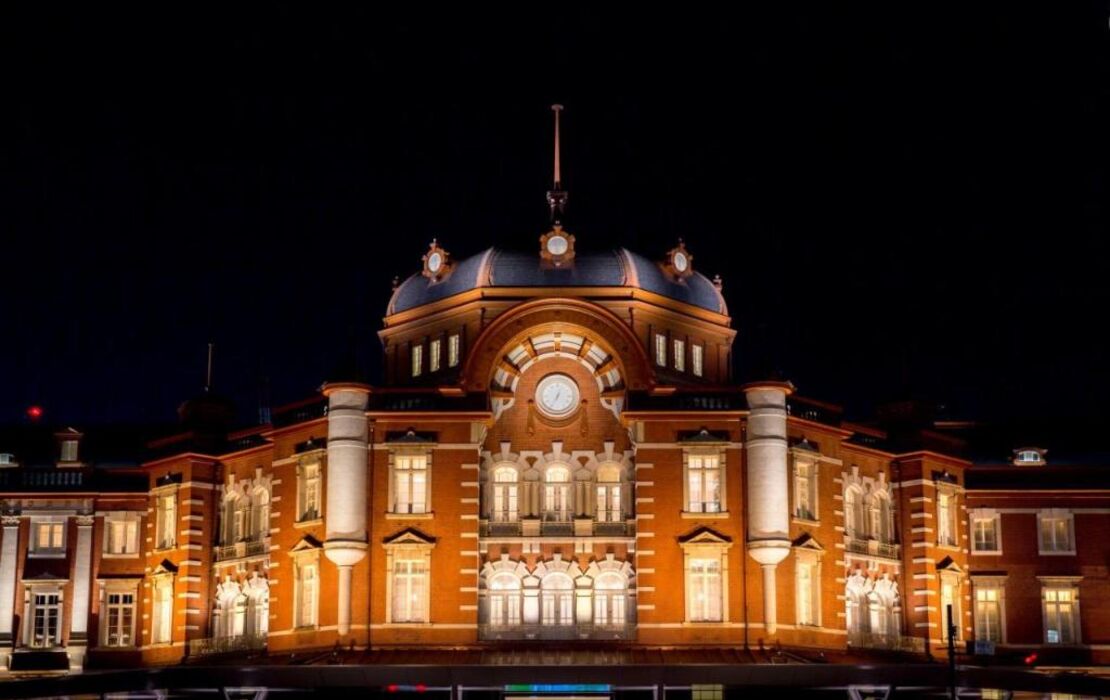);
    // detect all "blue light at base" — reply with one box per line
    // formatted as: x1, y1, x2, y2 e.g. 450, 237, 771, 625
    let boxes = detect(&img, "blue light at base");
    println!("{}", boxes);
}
504, 685, 611, 694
